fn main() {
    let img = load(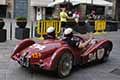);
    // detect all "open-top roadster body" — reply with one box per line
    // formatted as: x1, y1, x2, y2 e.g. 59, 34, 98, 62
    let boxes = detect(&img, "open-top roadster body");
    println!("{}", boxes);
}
11, 35, 113, 78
